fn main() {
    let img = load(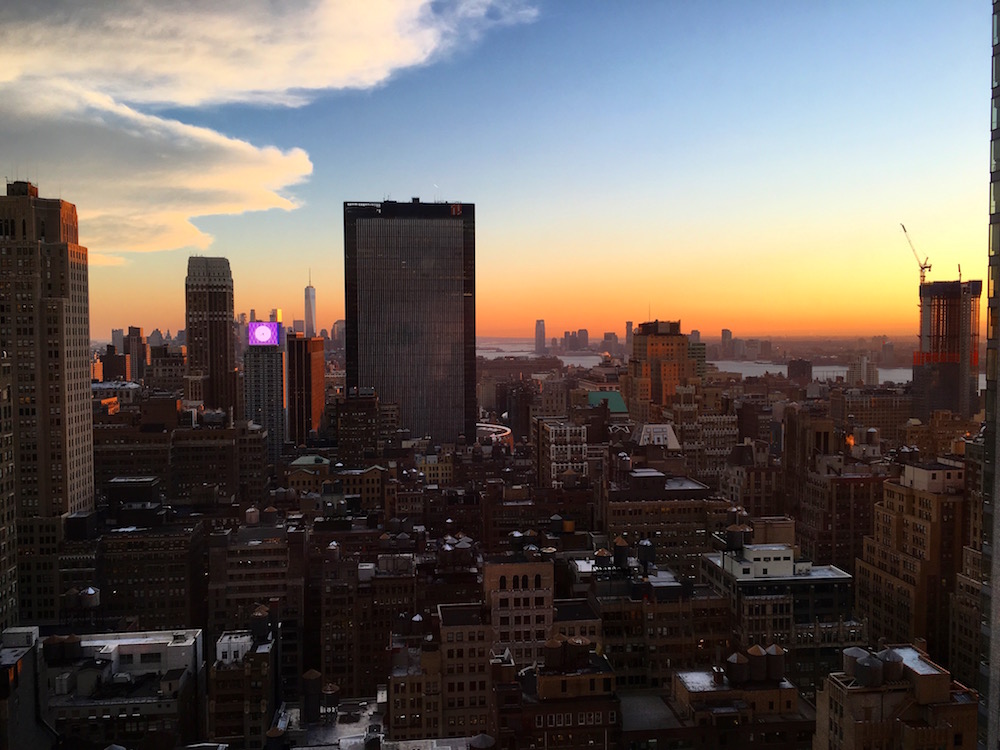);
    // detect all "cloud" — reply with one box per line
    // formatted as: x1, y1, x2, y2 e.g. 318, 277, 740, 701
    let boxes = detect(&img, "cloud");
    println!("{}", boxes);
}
0, 0, 536, 257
